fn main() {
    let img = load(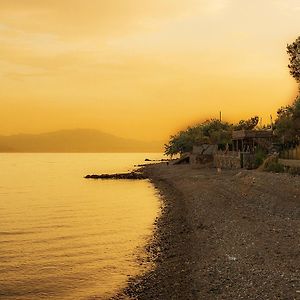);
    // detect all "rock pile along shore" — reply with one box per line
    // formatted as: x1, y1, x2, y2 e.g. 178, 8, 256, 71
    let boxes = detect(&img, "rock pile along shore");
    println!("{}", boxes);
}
85, 172, 147, 180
